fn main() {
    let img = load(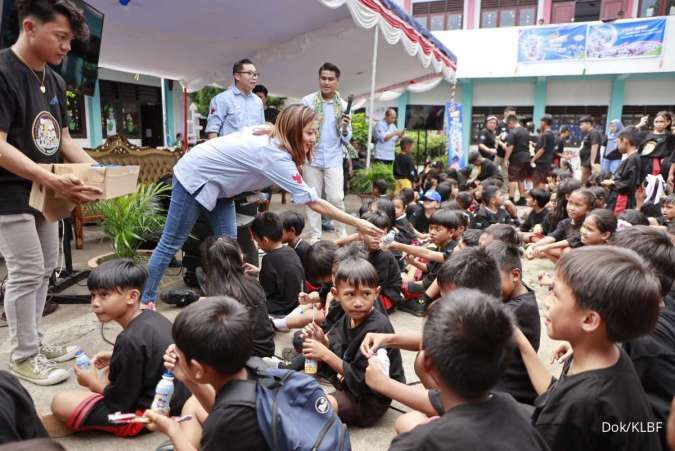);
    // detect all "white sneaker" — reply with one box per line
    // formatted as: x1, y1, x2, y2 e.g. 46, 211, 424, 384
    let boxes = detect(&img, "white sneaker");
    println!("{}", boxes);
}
9, 354, 70, 386
40, 343, 79, 363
